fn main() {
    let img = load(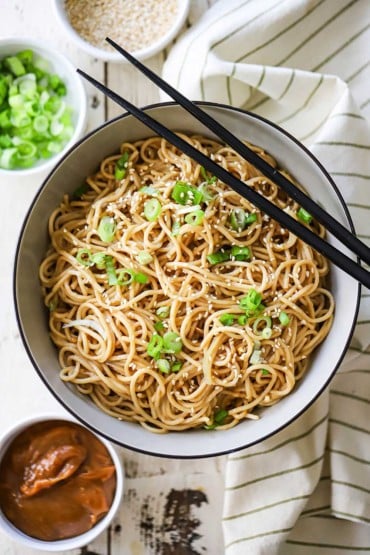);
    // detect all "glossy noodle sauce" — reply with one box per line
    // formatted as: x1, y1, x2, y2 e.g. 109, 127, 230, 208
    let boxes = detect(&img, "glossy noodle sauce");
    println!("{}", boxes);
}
0, 420, 116, 541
